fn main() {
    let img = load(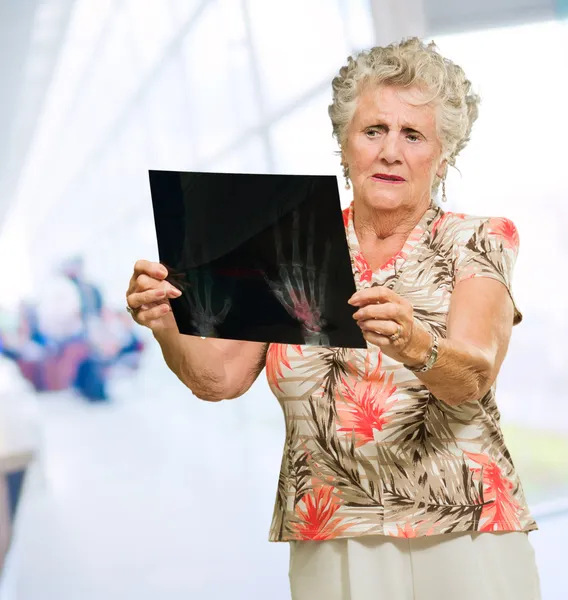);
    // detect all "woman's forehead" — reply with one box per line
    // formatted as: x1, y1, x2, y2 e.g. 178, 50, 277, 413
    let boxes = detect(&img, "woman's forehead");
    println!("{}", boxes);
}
353, 86, 437, 128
